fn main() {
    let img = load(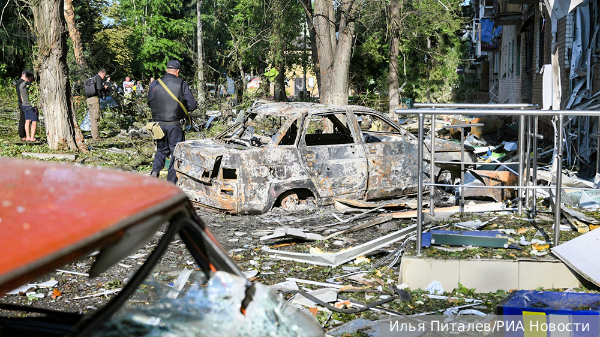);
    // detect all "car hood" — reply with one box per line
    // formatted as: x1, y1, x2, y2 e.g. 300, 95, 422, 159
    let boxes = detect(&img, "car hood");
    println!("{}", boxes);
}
174, 138, 262, 183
